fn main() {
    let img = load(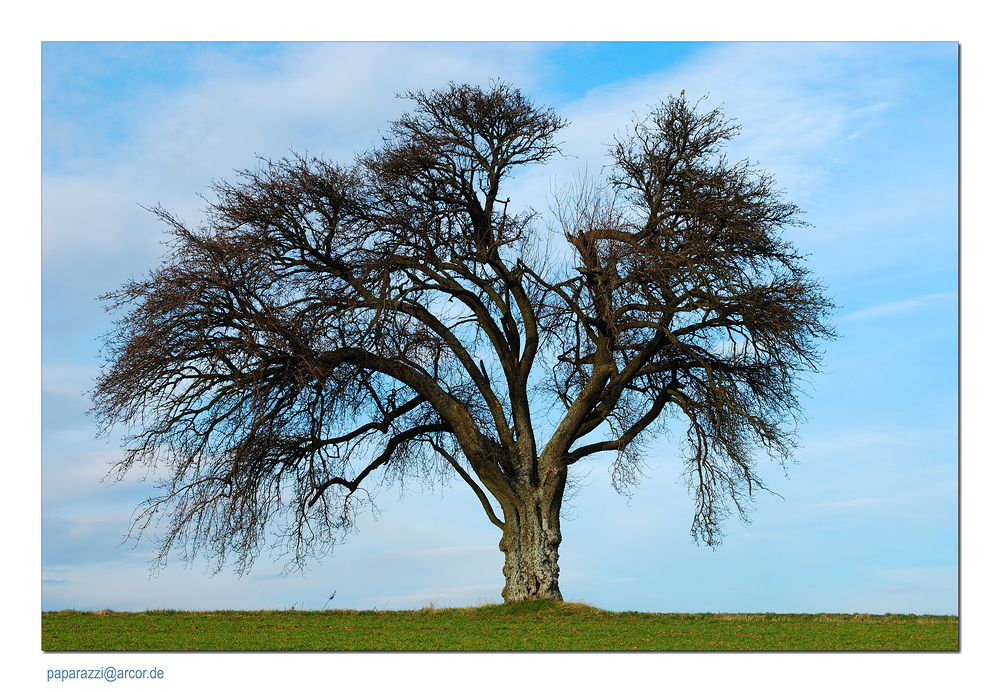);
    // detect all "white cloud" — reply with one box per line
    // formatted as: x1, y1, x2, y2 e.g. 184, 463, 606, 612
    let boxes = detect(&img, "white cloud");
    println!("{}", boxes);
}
808, 498, 891, 510
42, 43, 557, 290
104, 43, 547, 177
800, 429, 910, 457
403, 545, 495, 559
515, 43, 930, 224
860, 565, 958, 615
42, 449, 126, 506
42, 173, 162, 265
840, 291, 956, 322
375, 583, 504, 607
41, 362, 96, 400
501, 43, 913, 234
